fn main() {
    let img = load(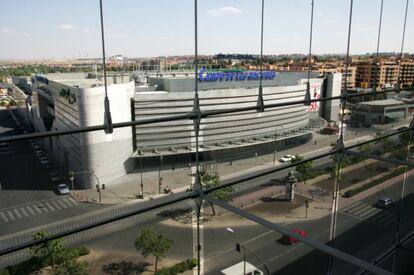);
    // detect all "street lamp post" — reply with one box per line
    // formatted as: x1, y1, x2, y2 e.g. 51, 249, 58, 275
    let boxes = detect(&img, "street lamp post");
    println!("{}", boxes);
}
69, 171, 75, 192
226, 227, 270, 275
139, 151, 144, 197
273, 135, 276, 166
158, 155, 163, 194
69, 170, 102, 203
